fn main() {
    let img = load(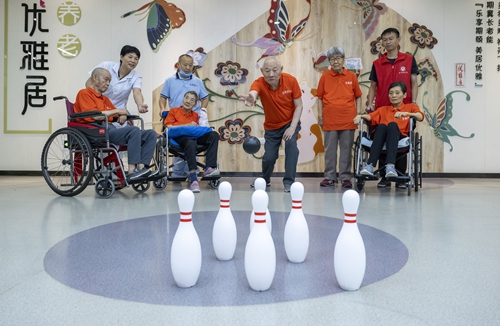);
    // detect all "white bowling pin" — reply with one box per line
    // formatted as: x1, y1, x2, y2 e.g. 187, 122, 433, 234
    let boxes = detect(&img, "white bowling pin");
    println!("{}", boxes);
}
334, 189, 366, 291
212, 181, 237, 261
170, 189, 202, 288
284, 182, 309, 263
250, 177, 272, 233
244, 189, 276, 291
